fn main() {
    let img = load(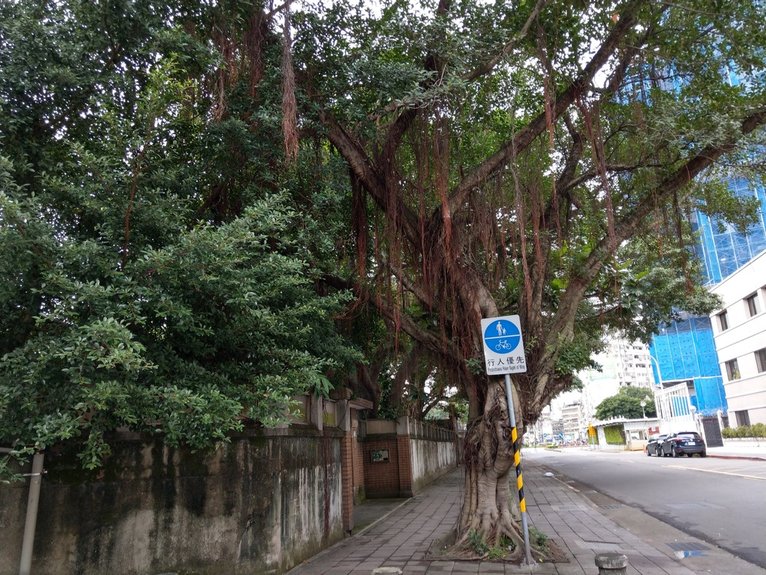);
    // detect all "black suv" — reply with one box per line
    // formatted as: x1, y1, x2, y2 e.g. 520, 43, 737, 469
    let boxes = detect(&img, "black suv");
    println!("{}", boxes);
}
646, 434, 668, 456
660, 431, 707, 457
